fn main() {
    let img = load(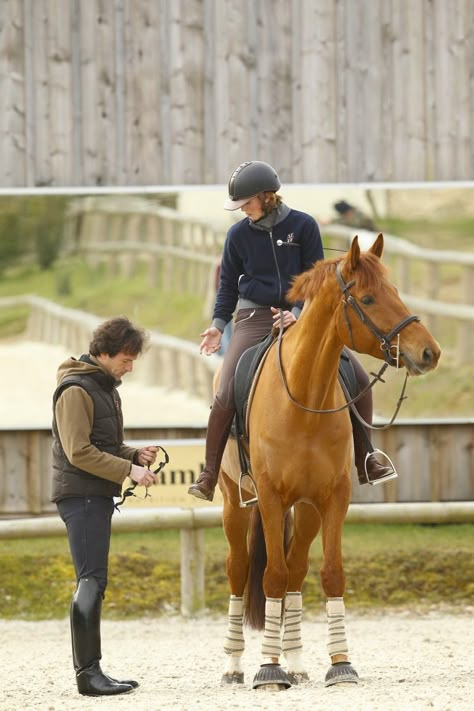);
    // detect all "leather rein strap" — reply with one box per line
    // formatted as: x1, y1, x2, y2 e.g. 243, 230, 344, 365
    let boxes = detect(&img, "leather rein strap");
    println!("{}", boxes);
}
276, 262, 419, 423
